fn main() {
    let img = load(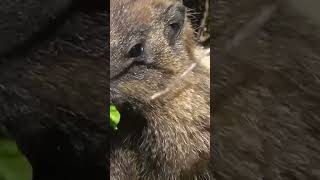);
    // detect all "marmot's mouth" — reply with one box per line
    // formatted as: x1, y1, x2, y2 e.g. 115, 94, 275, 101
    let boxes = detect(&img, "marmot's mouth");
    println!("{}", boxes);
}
110, 101, 146, 142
